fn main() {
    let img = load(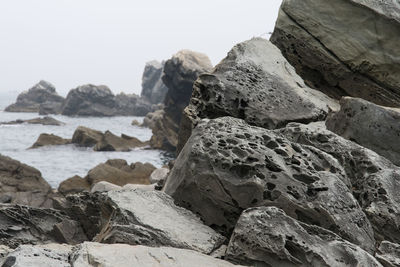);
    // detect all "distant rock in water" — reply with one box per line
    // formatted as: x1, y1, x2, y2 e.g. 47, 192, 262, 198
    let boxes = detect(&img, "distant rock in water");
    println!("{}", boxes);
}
140, 60, 169, 104
149, 50, 213, 152
271, 0, 400, 107
0, 116, 64, 126
5, 80, 64, 113
30, 133, 71, 149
